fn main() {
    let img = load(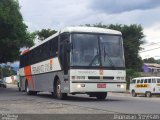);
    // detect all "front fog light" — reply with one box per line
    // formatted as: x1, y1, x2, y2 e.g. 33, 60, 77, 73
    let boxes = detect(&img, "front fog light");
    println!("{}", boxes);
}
77, 84, 81, 88
77, 84, 85, 88
120, 84, 124, 89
